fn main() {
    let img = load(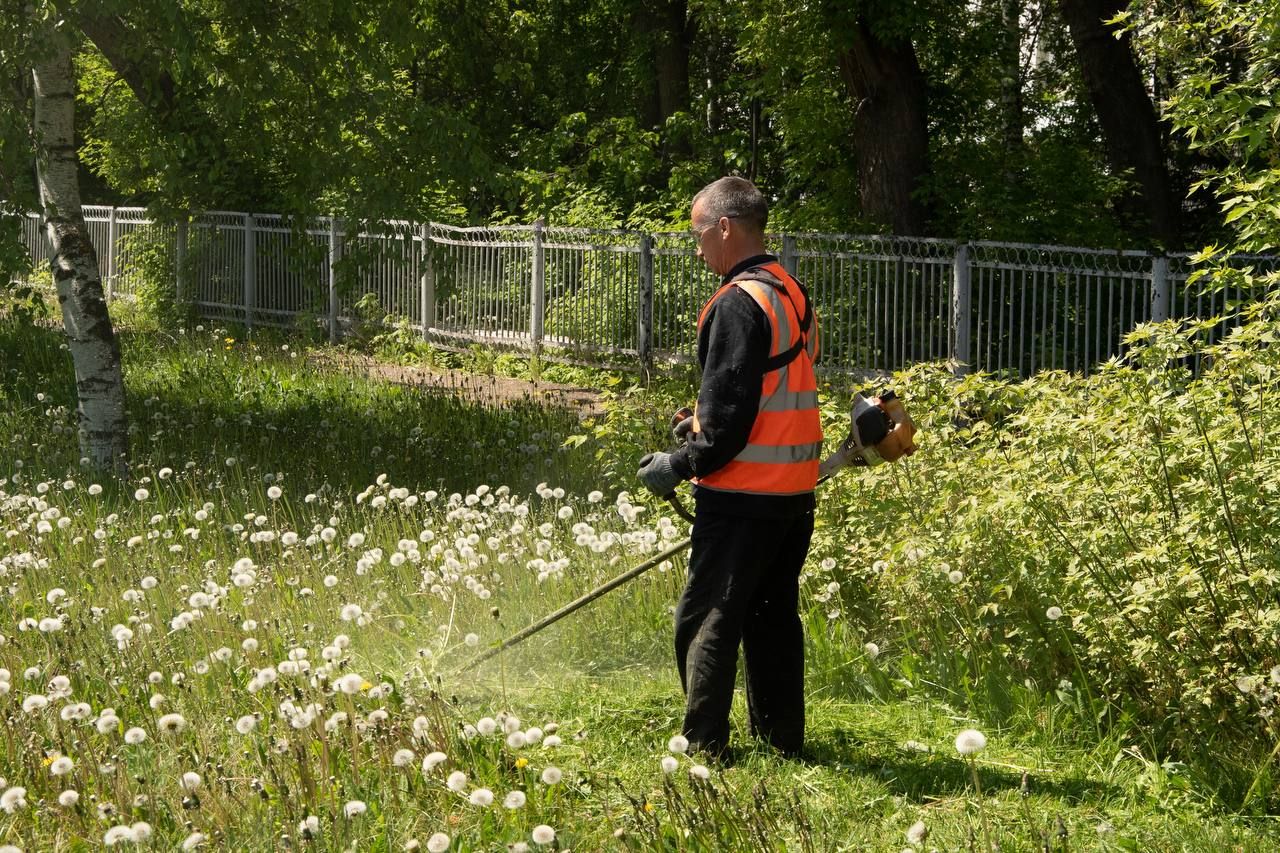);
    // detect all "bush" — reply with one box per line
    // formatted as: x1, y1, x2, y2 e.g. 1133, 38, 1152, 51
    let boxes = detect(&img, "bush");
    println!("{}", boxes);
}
806, 287, 1280, 806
